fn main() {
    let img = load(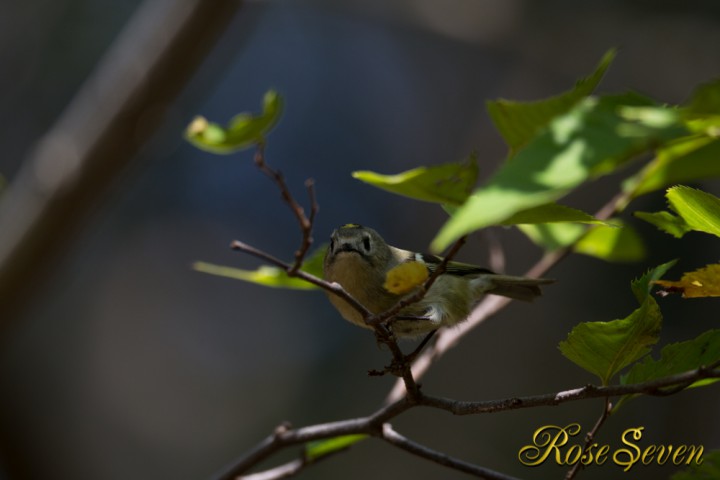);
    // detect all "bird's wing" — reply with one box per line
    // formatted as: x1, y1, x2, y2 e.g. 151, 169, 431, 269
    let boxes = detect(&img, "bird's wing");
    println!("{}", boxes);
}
415, 253, 494, 277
